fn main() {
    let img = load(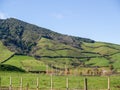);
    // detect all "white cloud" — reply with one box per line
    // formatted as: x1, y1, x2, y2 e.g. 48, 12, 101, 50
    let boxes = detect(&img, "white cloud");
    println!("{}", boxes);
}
0, 12, 7, 19
52, 13, 64, 19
